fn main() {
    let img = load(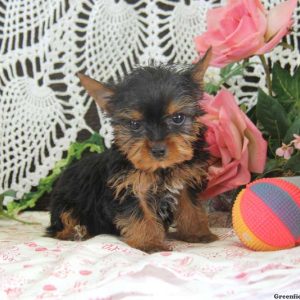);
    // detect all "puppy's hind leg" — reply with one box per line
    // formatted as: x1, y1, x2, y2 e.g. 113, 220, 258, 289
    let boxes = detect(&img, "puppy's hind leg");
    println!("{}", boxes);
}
46, 210, 88, 241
